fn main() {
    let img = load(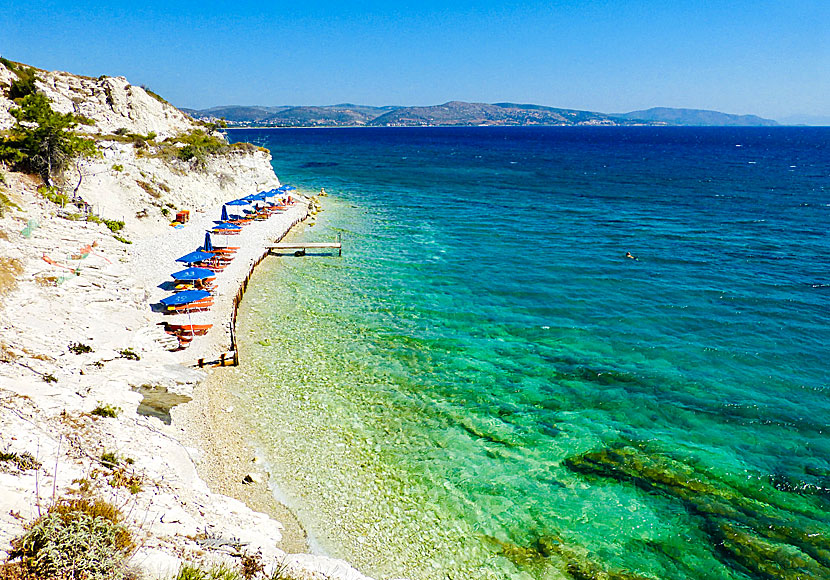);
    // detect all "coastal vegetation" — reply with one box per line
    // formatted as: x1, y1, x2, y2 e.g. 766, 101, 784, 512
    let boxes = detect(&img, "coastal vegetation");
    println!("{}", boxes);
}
90, 403, 121, 418
5, 497, 135, 580
68, 342, 93, 355
0, 90, 97, 185
0, 449, 40, 472
0, 58, 39, 101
